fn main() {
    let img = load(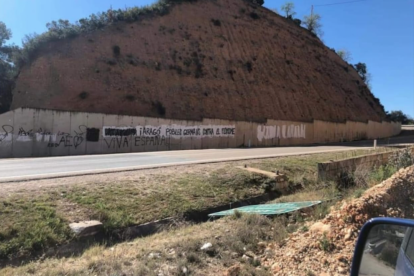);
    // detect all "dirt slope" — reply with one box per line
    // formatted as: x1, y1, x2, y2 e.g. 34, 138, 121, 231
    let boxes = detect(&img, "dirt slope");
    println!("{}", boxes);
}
261, 165, 414, 275
11, 0, 386, 123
